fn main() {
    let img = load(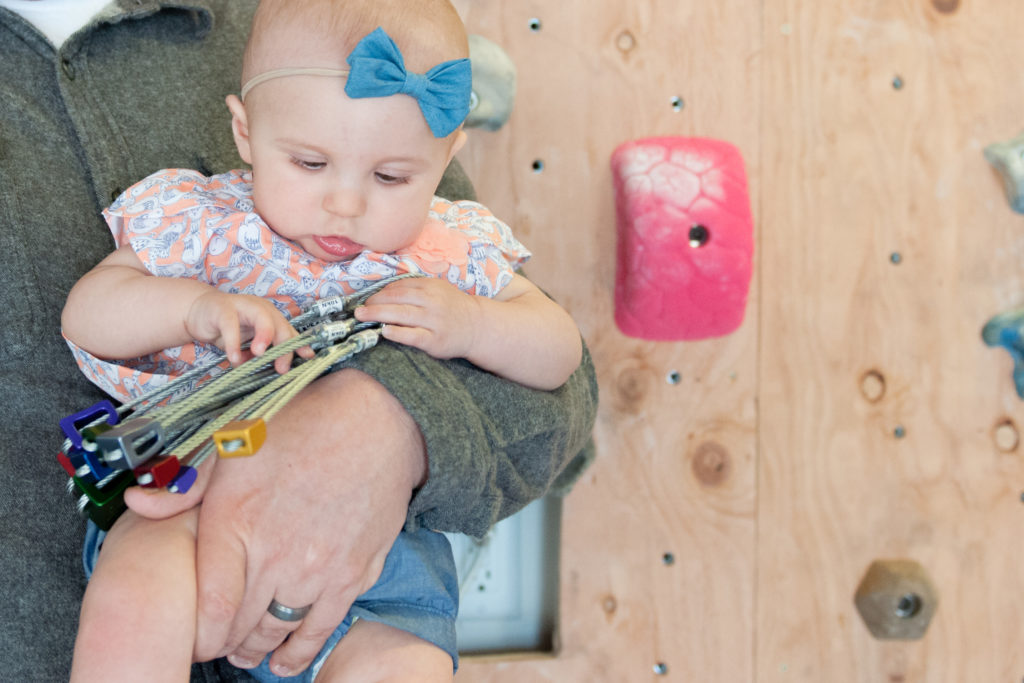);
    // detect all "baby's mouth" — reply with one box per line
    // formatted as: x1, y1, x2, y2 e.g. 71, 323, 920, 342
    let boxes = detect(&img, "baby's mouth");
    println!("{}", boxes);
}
313, 235, 364, 260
